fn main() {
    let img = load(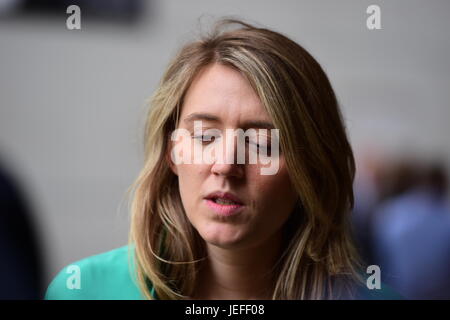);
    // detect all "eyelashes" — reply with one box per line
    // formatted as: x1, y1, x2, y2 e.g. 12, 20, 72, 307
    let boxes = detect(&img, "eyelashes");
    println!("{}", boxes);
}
191, 134, 216, 143
191, 134, 272, 152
